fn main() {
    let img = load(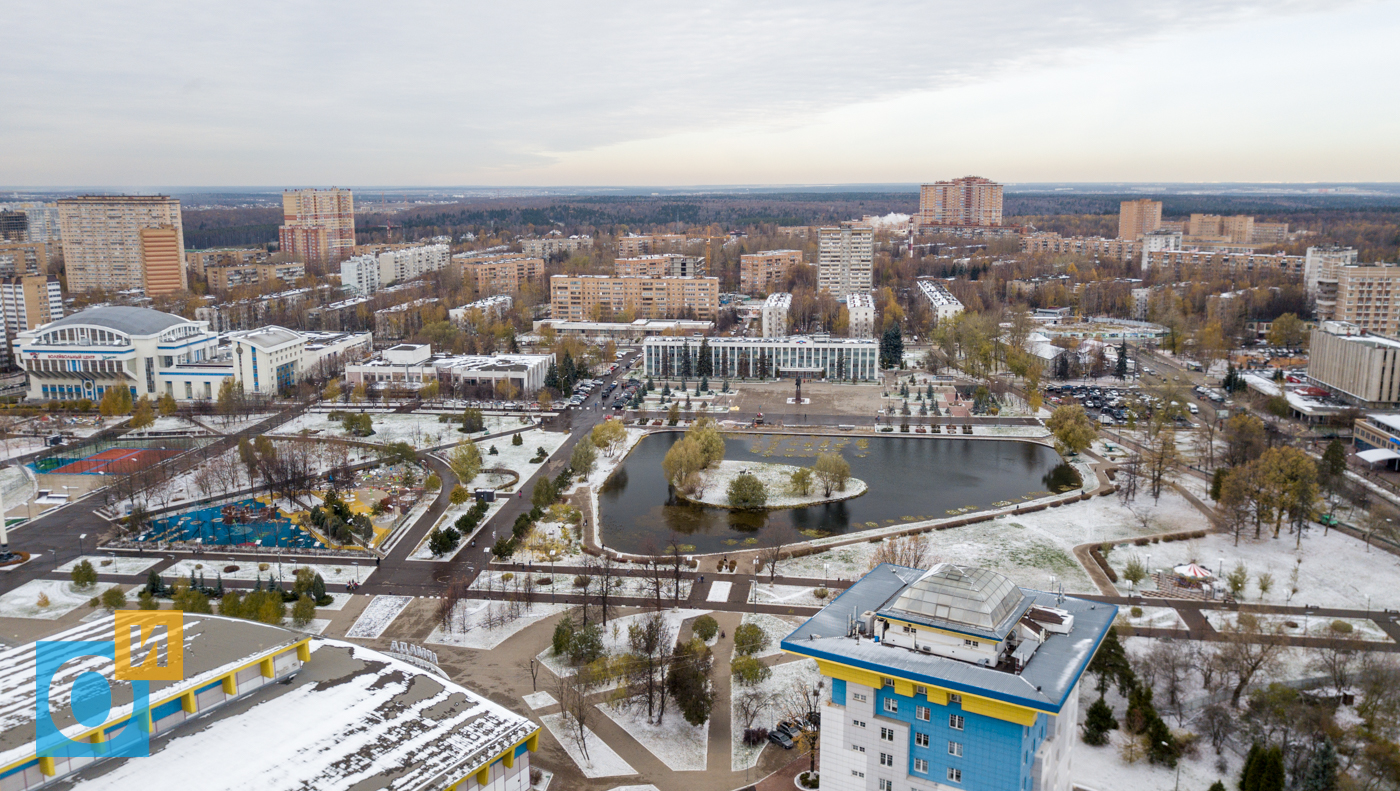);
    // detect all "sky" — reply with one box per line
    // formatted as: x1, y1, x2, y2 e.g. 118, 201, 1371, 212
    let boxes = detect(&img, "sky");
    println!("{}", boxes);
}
3, 0, 1398, 187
